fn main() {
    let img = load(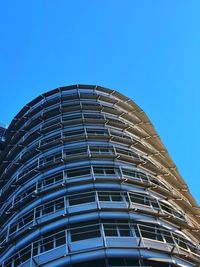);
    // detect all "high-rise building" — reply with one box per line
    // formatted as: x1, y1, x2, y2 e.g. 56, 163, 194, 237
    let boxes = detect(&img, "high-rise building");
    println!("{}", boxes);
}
0, 84, 200, 267
0, 126, 6, 152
